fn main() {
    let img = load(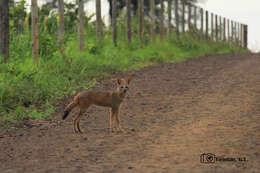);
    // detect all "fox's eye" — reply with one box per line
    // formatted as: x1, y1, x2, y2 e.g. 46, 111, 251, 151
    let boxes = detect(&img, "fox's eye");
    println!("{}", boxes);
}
121, 86, 124, 89
125, 86, 128, 89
